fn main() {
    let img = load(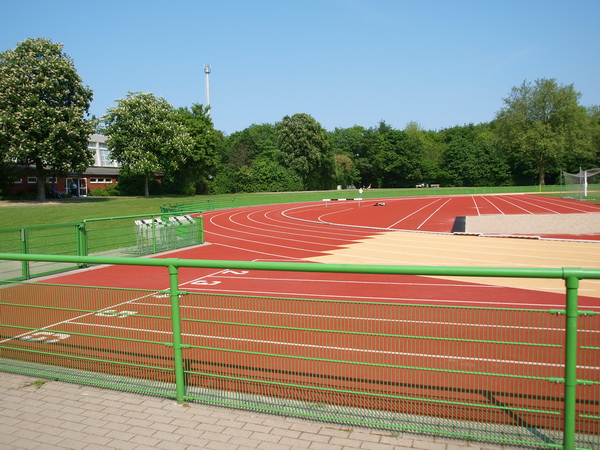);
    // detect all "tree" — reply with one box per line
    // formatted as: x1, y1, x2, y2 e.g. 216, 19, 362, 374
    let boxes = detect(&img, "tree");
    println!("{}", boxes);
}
494, 78, 593, 185
403, 122, 445, 185
276, 113, 335, 190
333, 154, 358, 188
0, 38, 94, 201
585, 105, 600, 168
442, 124, 511, 187
329, 126, 366, 187
103, 92, 193, 197
222, 123, 278, 169
175, 104, 222, 194
363, 123, 428, 188
213, 123, 287, 194
249, 157, 303, 192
